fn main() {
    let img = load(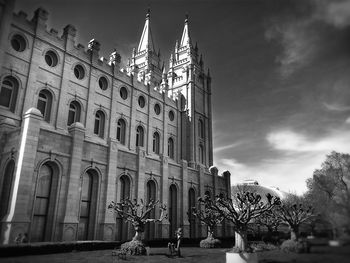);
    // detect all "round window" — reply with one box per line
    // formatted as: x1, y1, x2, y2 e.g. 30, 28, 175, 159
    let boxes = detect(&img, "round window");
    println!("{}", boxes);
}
74, 64, 85, 80
154, 103, 161, 115
138, 96, 146, 108
169, 110, 175, 121
45, 50, 58, 67
120, 87, 128, 100
98, 76, 108, 90
11, 34, 26, 52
